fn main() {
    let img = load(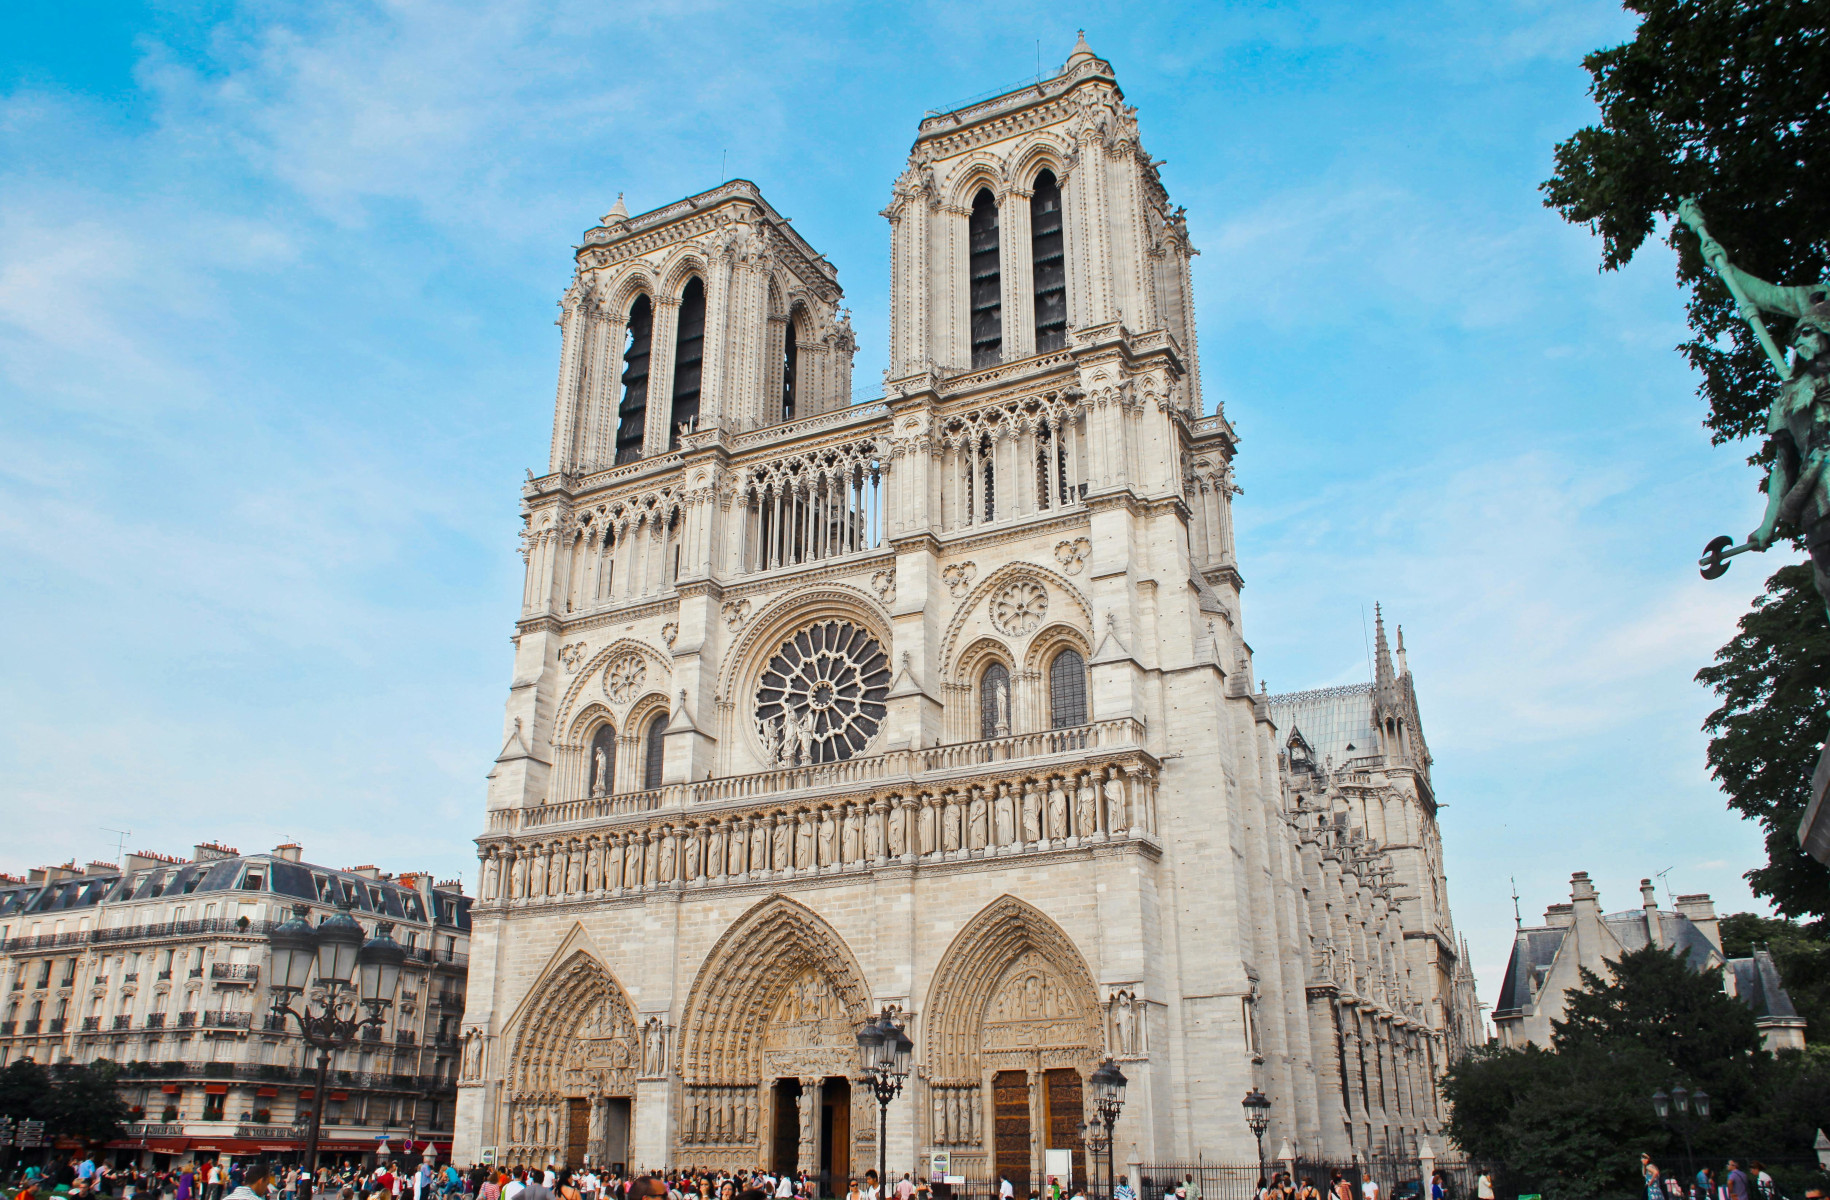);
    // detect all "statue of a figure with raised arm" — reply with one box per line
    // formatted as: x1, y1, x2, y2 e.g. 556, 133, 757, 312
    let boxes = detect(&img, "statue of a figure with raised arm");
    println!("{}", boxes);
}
1681, 199, 1830, 615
